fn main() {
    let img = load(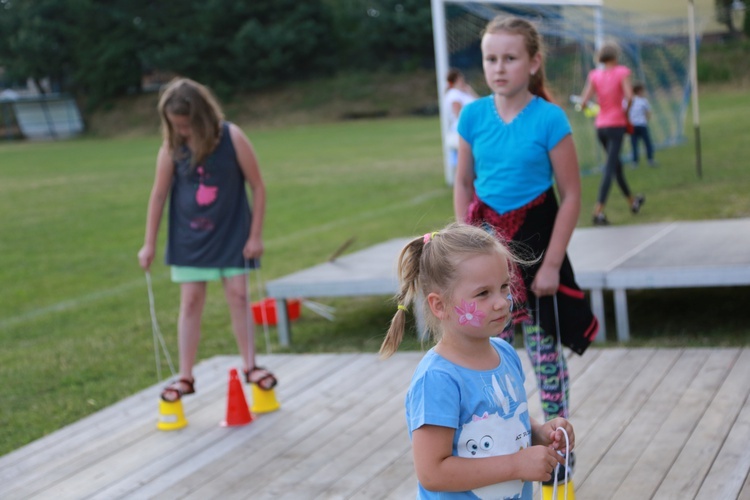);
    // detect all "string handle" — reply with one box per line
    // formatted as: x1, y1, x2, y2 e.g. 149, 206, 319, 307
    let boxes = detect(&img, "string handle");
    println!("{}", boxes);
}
246, 259, 272, 355
145, 271, 176, 382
